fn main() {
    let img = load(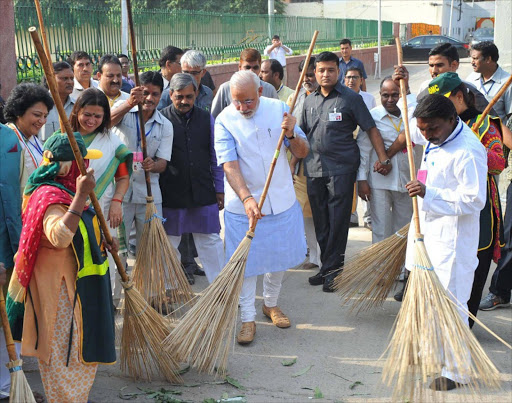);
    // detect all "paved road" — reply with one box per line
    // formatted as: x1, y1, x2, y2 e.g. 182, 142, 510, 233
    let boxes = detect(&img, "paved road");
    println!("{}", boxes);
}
25, 59, 512, 402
